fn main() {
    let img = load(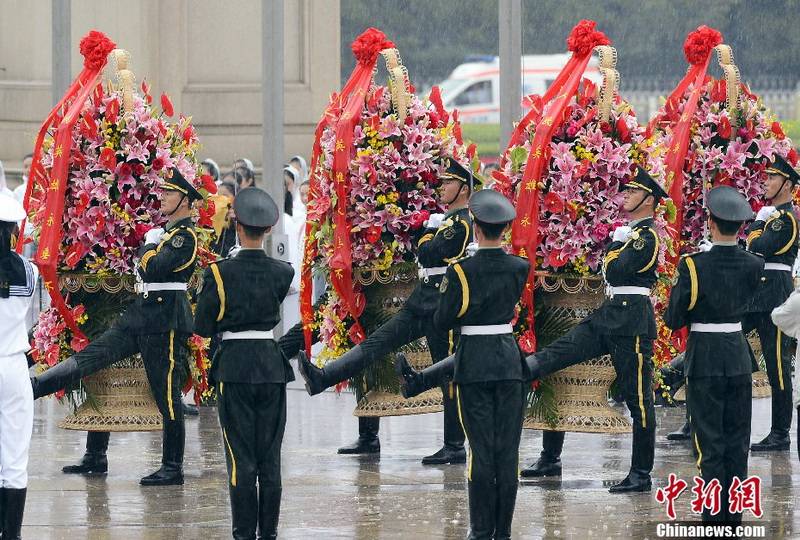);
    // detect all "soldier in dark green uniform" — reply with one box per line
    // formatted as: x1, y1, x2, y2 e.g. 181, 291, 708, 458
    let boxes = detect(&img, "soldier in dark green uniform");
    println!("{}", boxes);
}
195, 187, 294, 540
297, 159, 475, 464
30, 168, 200, 486
399, 167, 665, 493
664, 185, 764, 524
743, 155, 799, 452
410, 189, 528, 540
